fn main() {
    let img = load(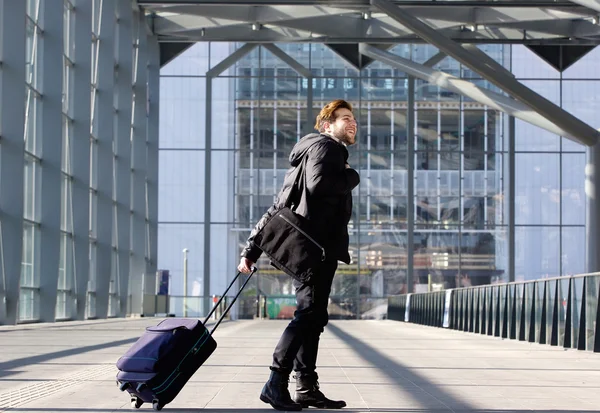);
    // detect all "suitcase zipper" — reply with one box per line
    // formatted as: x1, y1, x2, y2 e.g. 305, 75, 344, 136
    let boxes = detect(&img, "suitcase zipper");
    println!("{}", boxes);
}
278, 214, 326, 261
